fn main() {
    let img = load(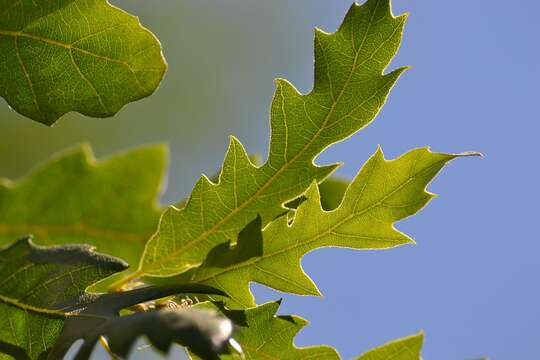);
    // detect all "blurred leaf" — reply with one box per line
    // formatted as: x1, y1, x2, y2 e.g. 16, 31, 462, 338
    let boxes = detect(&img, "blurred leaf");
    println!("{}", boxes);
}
62, 306, 232, 360
355, 332, 423, 360
191, 148, 477, 308
318, 177, 348, 210
317, 176, 349, 211
122, 0, 409, 287
286, 176, 349, 211
0, 144, 166, 287
0, 237, 230, 360
0, 0, 167, 125
0, 237, 124, 359
191, 301, 339, 360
